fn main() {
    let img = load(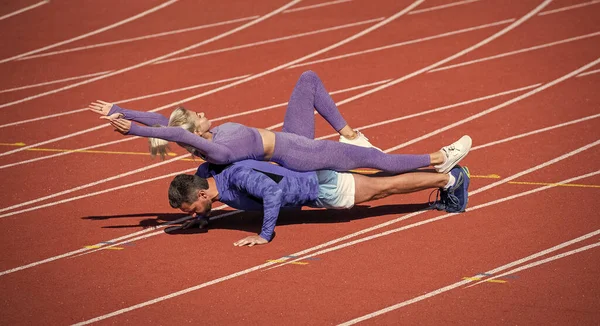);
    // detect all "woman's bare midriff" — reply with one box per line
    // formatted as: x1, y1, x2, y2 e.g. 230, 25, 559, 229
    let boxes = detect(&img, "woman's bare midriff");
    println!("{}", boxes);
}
257, 128, 276, 160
